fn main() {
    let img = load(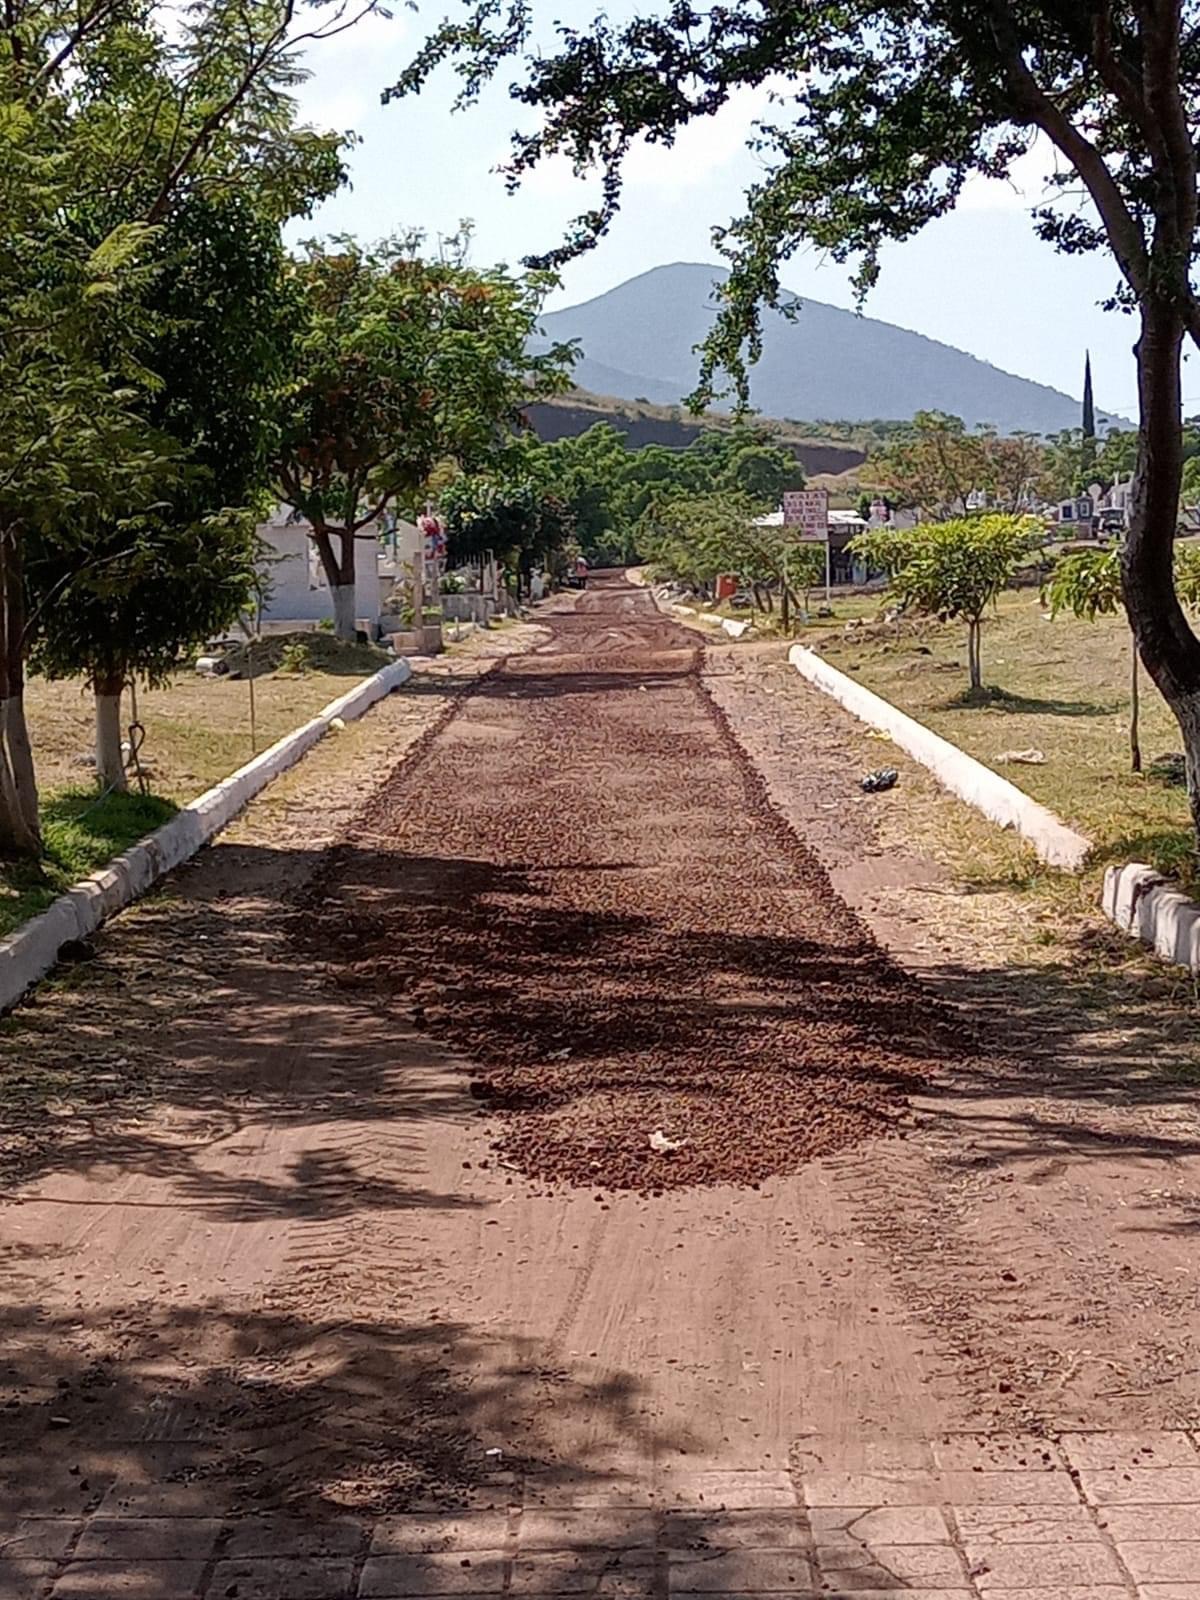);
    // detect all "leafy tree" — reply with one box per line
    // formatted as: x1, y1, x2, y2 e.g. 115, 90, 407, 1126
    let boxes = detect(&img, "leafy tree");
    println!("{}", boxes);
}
394, 0, 1200, 846
441, 472, 574, 593
0, 0, 347, 853
870, 413, 991, 520
28, 194, 305, 789
1044, 549, 1142, 772
852, 515, 1037, 692
639, 490, 820, 628
274, 234, 571, 640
